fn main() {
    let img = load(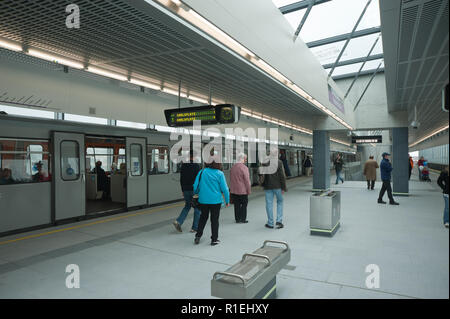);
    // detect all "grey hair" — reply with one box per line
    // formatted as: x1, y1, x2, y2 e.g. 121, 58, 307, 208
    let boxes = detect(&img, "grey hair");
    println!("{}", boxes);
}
236, 153, 247, 162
